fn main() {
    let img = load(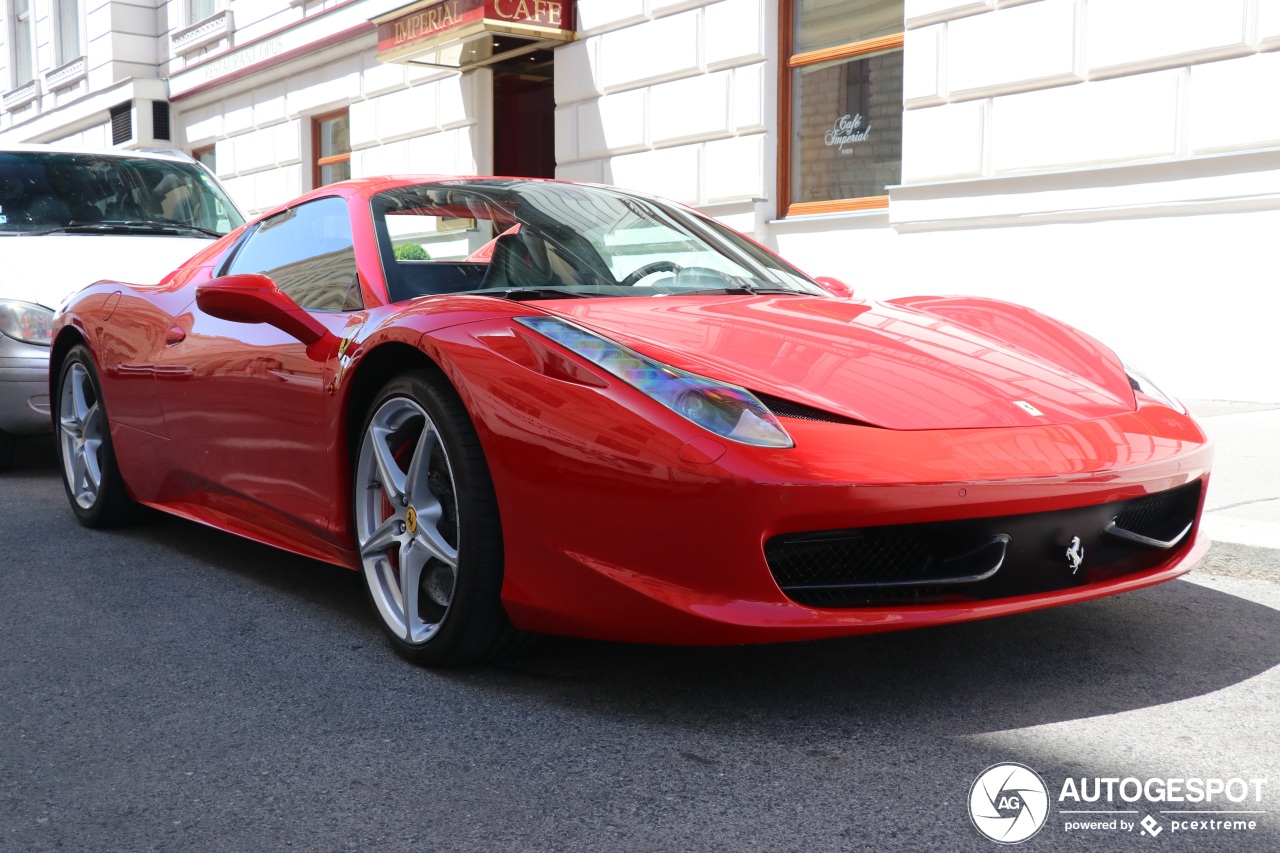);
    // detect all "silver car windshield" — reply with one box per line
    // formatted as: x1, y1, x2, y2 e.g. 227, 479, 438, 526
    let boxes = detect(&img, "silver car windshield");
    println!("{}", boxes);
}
0, 151, 244, 236
372, 179, 825, 302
